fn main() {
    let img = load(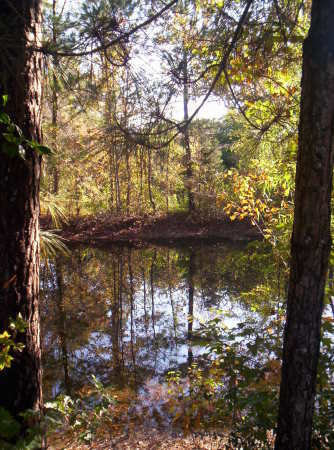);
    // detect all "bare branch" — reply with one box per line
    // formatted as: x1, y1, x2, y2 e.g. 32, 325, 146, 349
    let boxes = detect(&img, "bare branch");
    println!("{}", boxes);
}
32, 0, 178, 57
223, 67, 262, 131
